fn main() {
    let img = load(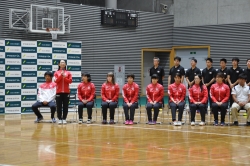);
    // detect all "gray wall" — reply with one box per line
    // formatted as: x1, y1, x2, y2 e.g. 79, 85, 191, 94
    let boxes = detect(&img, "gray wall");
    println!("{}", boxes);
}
0, 0, 174, 94
174, 0, 250, 27
173, 23, 250, 70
